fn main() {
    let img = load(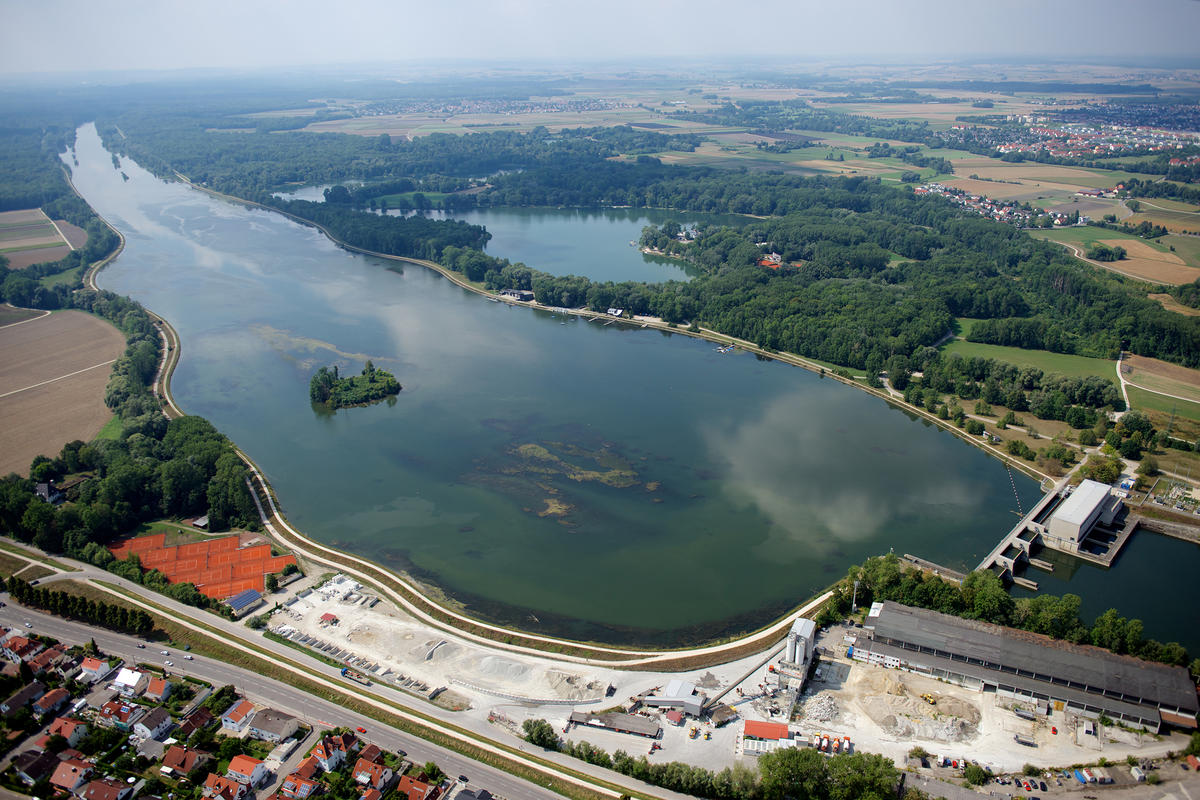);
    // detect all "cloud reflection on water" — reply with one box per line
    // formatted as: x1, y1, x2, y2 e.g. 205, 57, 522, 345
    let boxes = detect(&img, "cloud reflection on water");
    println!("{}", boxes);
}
703, 388, 980, 560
